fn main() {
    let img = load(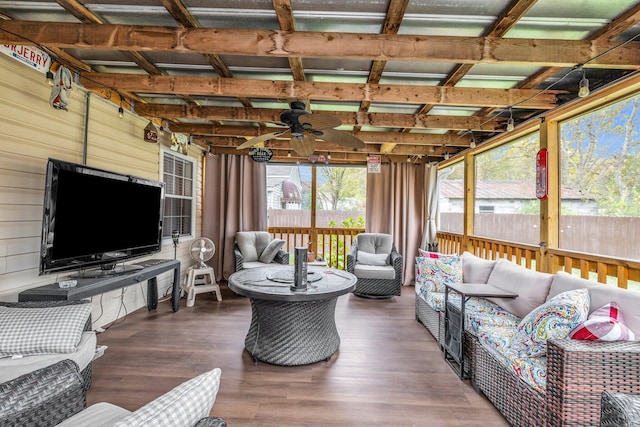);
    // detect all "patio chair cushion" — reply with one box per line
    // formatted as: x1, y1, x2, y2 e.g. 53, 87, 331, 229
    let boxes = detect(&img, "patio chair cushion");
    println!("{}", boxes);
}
570, 302, 635, 341
461, 251, 497, 284
0, 303, 92, 358
259, 239, 285, 263
356, 233, 393, 256
354, 264, 396, 280
486, 259, 554, 319
415, 252, 462, 293
357, 251, 388, 266
509, 288, 589, 358
236, 231, 272, 262
112, 368, 222, 427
